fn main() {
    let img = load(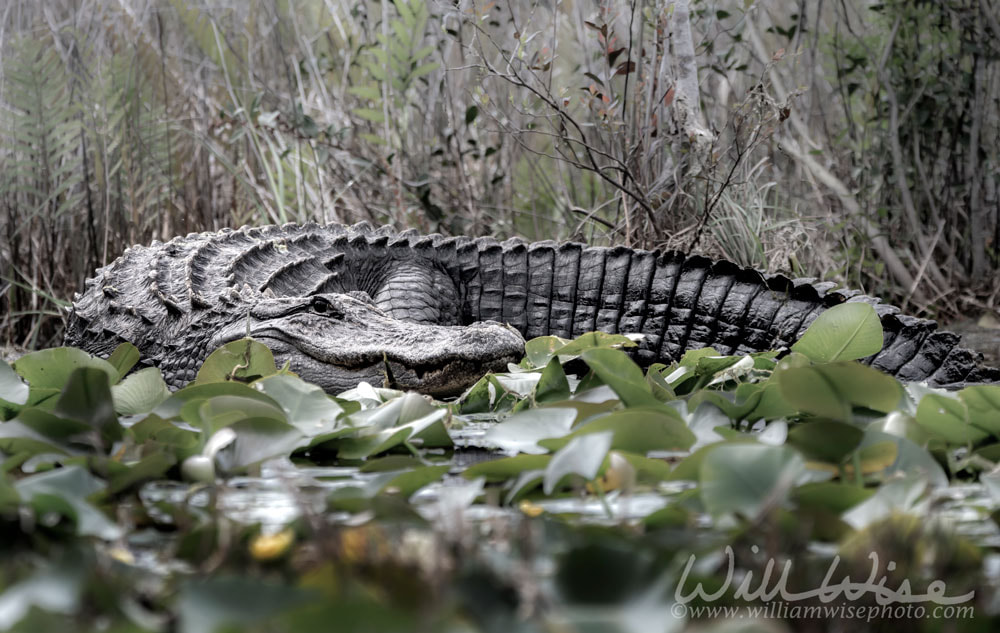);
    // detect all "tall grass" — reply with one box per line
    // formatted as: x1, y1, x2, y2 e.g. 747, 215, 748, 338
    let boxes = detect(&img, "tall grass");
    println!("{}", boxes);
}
0, 0, 996, 348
